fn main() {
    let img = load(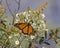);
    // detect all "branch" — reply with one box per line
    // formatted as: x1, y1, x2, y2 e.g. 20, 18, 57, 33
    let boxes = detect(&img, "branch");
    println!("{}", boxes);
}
6, 0, 16, 25
6, 0, 21, 25
15, 0, 19, 3
15, 0, 21, 14
6, 0, 14, 17
0, 0, 2, 4
17, 0, 20, 13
